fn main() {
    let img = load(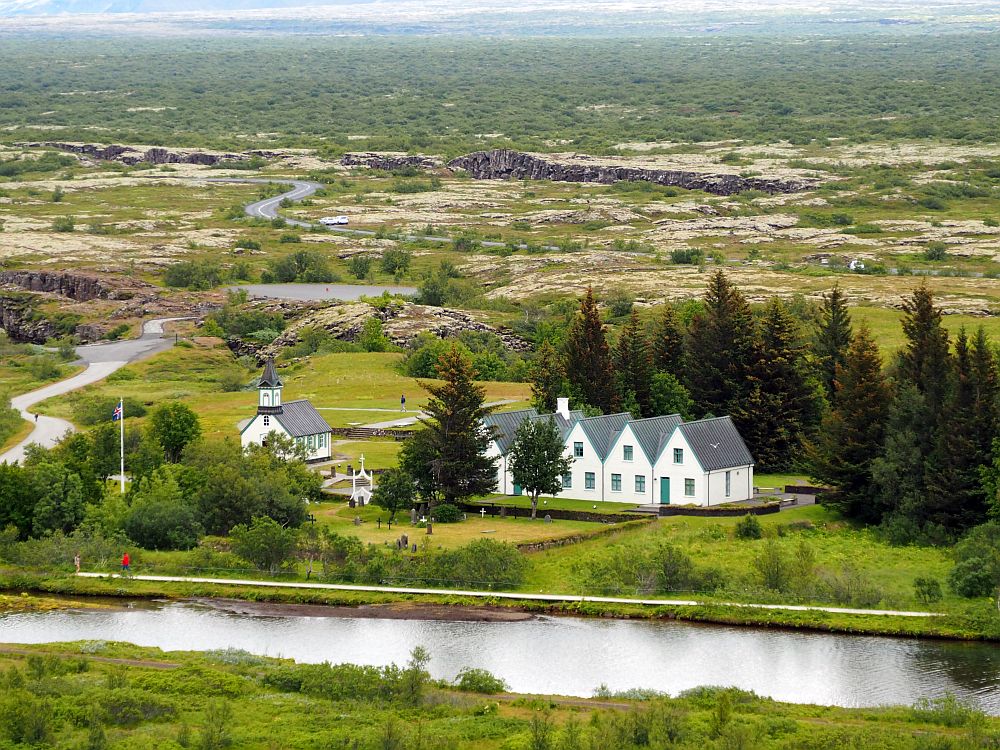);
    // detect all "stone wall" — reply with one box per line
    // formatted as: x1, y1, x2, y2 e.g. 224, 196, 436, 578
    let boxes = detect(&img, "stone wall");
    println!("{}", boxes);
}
15, 142, 282, 167
449, 149, 819, 196
341, 152, 442, 171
